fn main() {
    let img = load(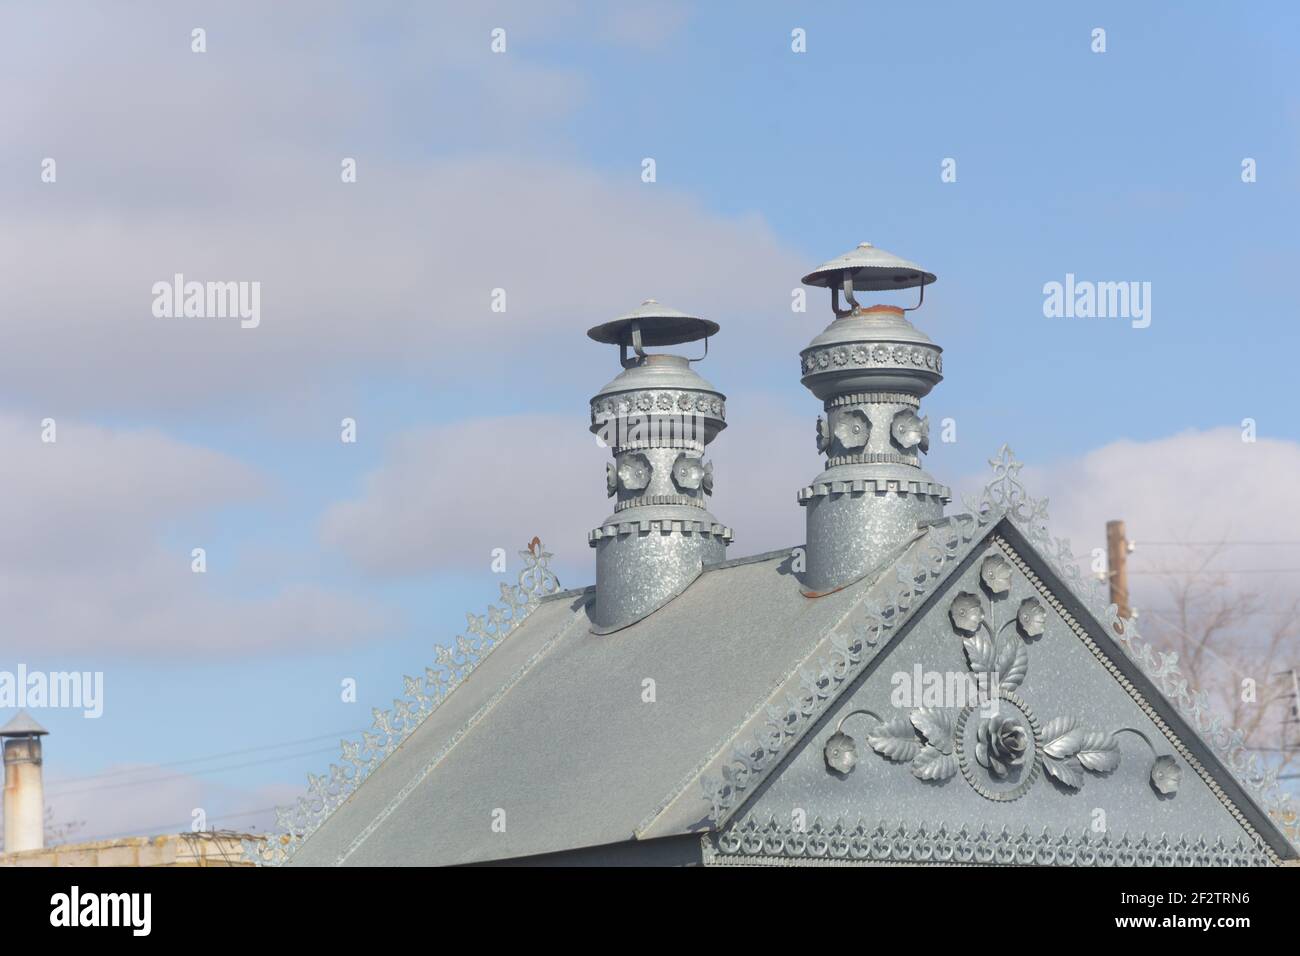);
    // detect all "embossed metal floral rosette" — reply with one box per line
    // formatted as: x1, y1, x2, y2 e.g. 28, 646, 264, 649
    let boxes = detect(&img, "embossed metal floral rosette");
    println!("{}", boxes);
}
954, 691, 1044, 802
